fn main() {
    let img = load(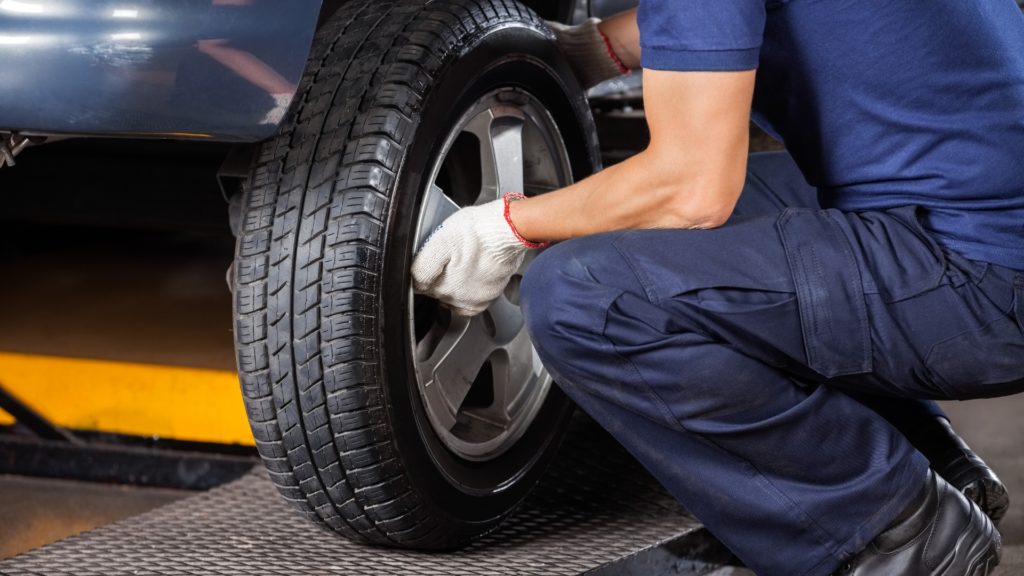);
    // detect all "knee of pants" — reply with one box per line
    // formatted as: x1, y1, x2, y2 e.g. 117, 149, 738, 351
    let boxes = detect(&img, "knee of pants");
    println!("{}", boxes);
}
521, 234, 640, 366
